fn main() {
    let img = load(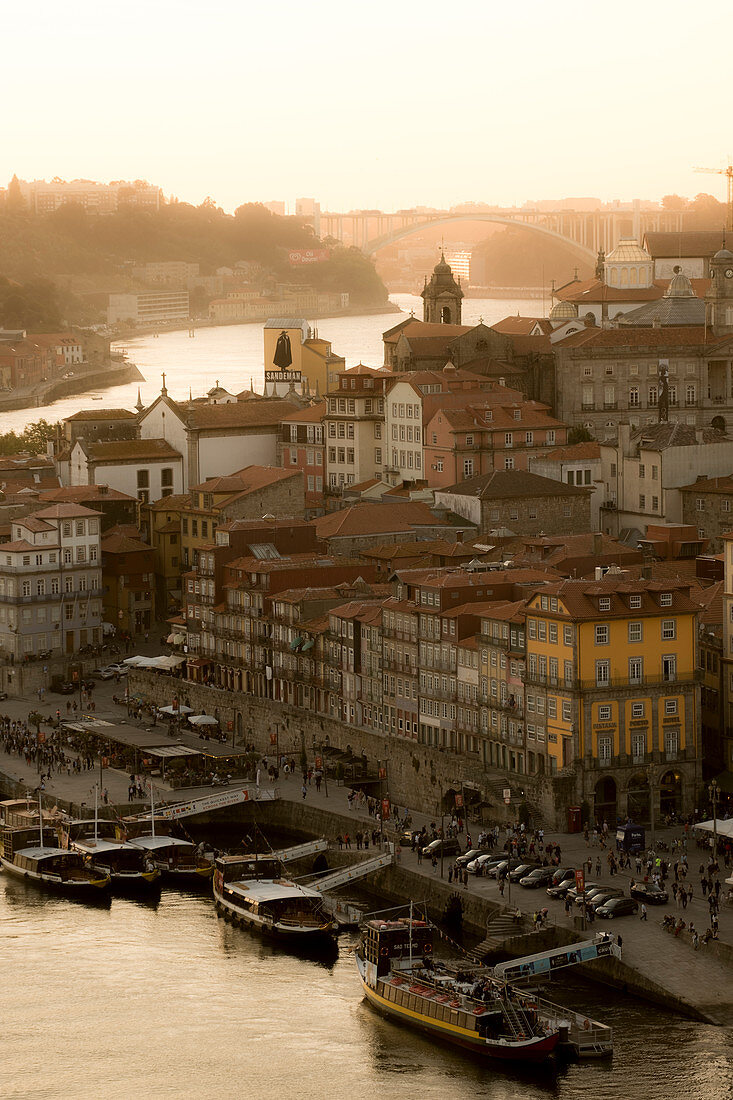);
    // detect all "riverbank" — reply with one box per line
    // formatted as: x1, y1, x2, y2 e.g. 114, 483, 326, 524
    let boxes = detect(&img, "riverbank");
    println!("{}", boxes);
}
110, 301, 401, 342
0, 359, 144, 414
